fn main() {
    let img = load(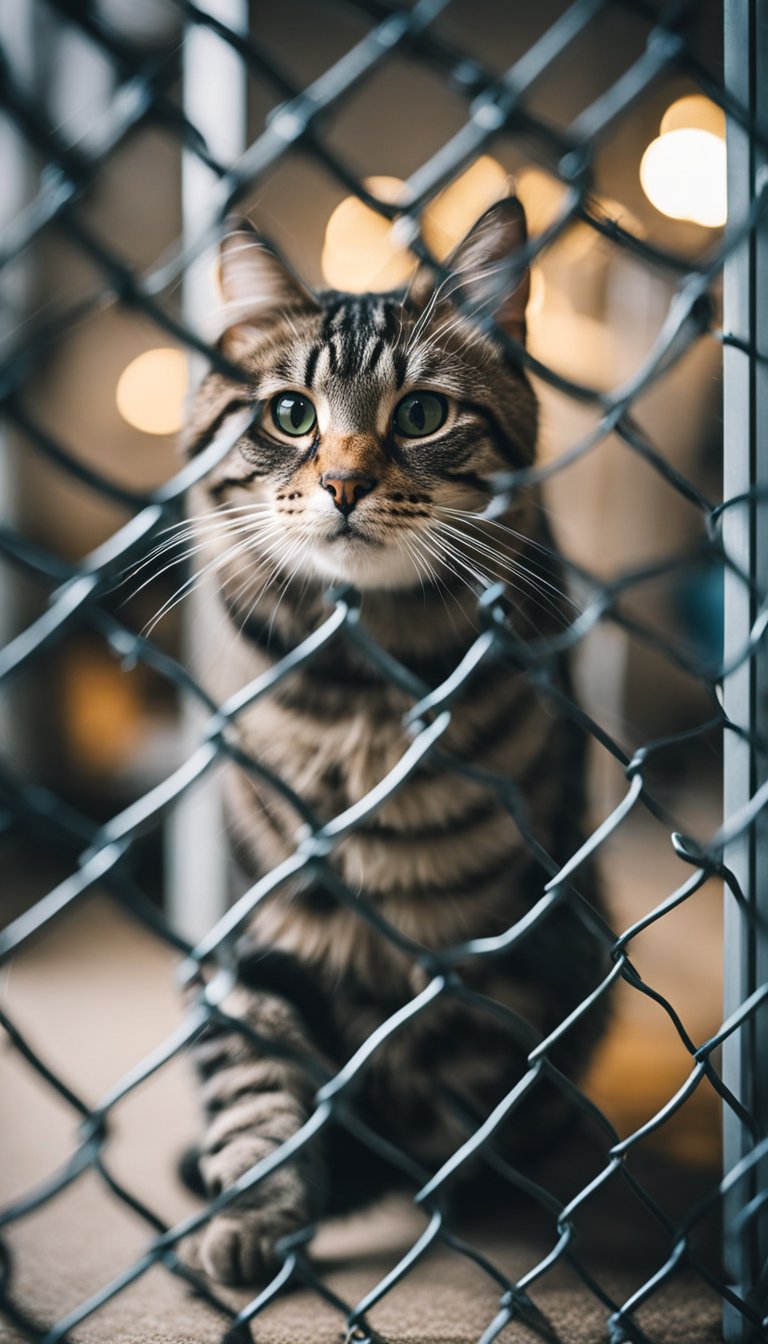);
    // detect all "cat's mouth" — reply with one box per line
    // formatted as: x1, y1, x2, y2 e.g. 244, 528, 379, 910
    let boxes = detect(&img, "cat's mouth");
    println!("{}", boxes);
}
326, 517, 381, 546
307, 515, 427, 590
